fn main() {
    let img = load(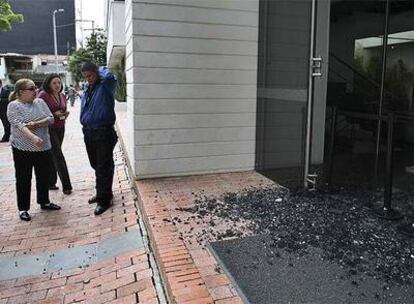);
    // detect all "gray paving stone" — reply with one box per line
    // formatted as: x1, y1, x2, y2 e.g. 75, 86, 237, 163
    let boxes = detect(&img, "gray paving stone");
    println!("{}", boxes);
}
0, 253, 49, 281
0, 229, 144, 281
